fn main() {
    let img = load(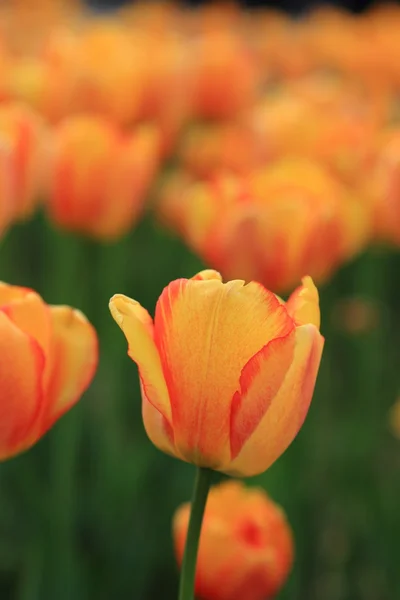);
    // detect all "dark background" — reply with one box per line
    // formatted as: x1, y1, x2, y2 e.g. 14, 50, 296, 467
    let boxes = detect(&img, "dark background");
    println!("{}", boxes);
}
87, 0, 382, 15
